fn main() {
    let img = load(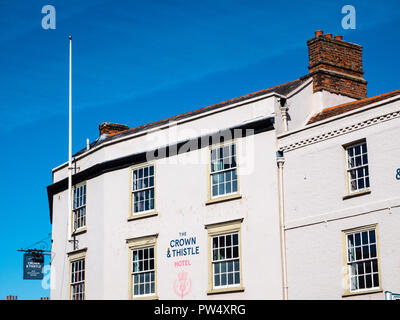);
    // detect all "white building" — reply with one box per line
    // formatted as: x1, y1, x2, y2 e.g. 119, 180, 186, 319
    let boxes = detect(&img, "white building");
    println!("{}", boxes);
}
47, 31, 400, 300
